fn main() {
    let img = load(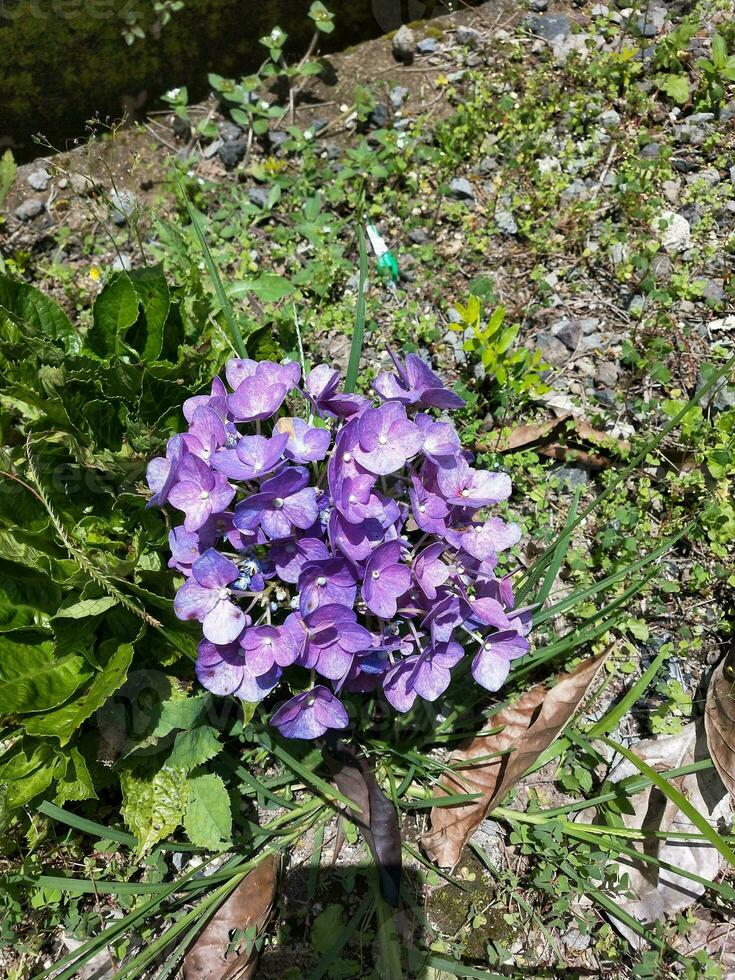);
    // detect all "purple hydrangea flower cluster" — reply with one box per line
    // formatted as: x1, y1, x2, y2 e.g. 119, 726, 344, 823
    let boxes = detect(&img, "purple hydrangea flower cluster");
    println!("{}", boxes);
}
147, 352, 531, 739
